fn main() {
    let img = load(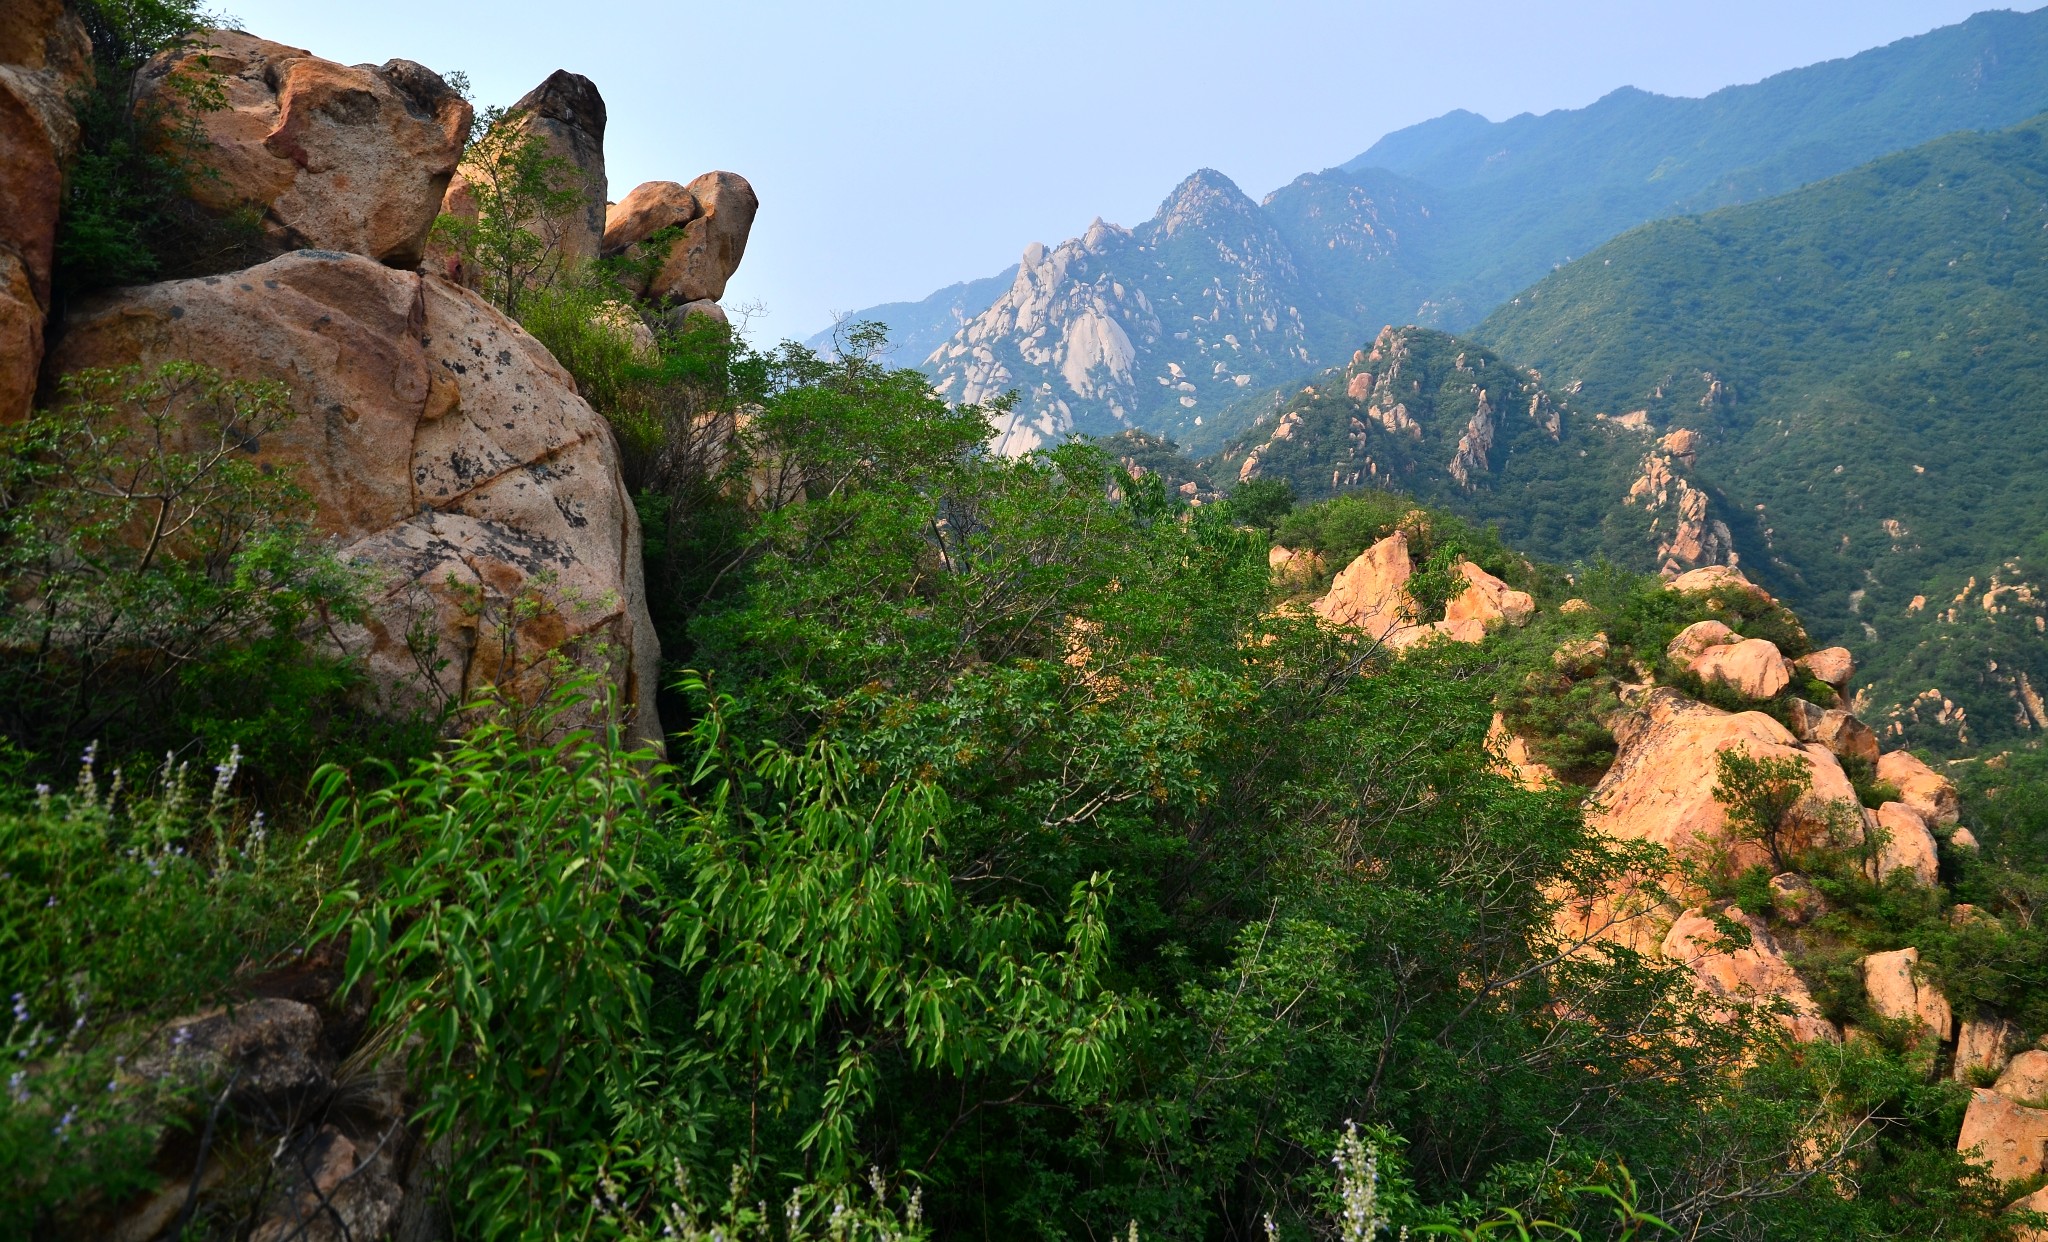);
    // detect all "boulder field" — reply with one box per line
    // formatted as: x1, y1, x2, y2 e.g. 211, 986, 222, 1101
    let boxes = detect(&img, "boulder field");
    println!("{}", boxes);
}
1297, 541, 2033, 1194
